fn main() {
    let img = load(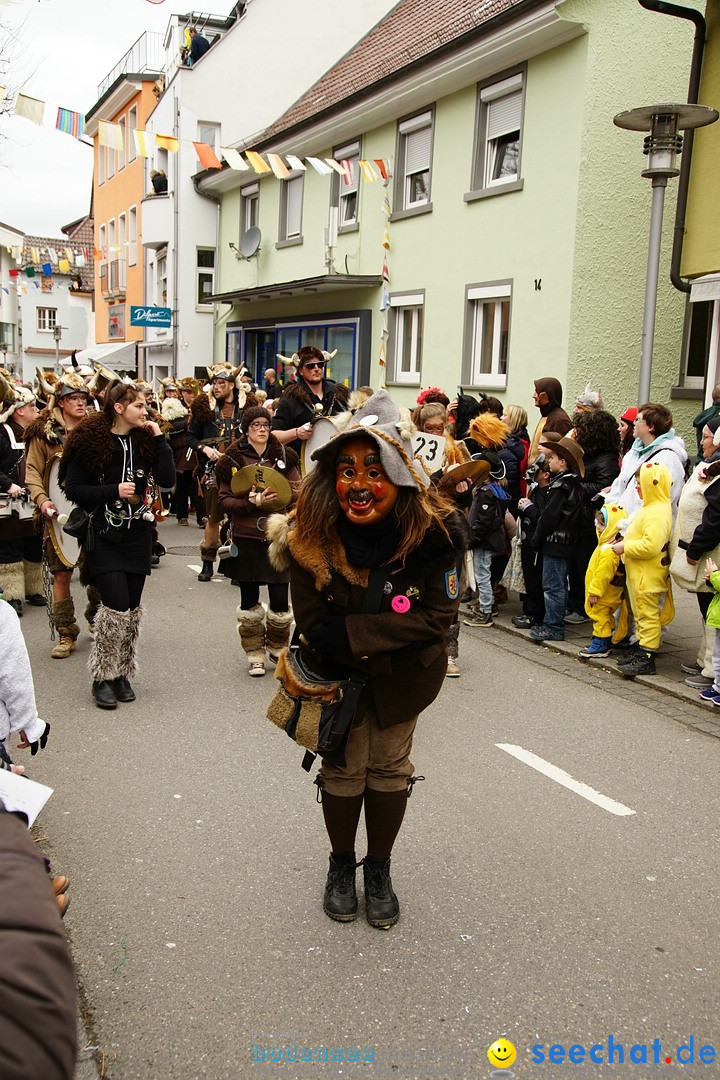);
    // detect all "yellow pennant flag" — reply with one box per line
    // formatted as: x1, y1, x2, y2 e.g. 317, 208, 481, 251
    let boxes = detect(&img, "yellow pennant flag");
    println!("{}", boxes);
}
221, 147, 249, 171
245, 151, 271, 175
133, 130, 153, 157
30, 246, 40, 264
359, 160, 378, 183
156, 134, 179, 152
98, 119, 124, 151
65, 248, 74, 262
15, 93, 45, 126
267, 153, 291, 180
59, 258, 70, 274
